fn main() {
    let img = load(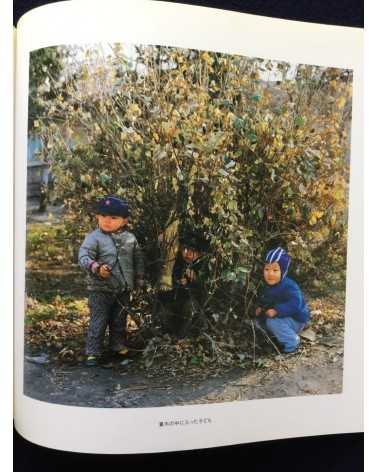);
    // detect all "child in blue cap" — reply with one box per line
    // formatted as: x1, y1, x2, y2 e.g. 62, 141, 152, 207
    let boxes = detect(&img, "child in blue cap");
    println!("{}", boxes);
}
79, 195, 144, 366
255, 247, 310, 353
